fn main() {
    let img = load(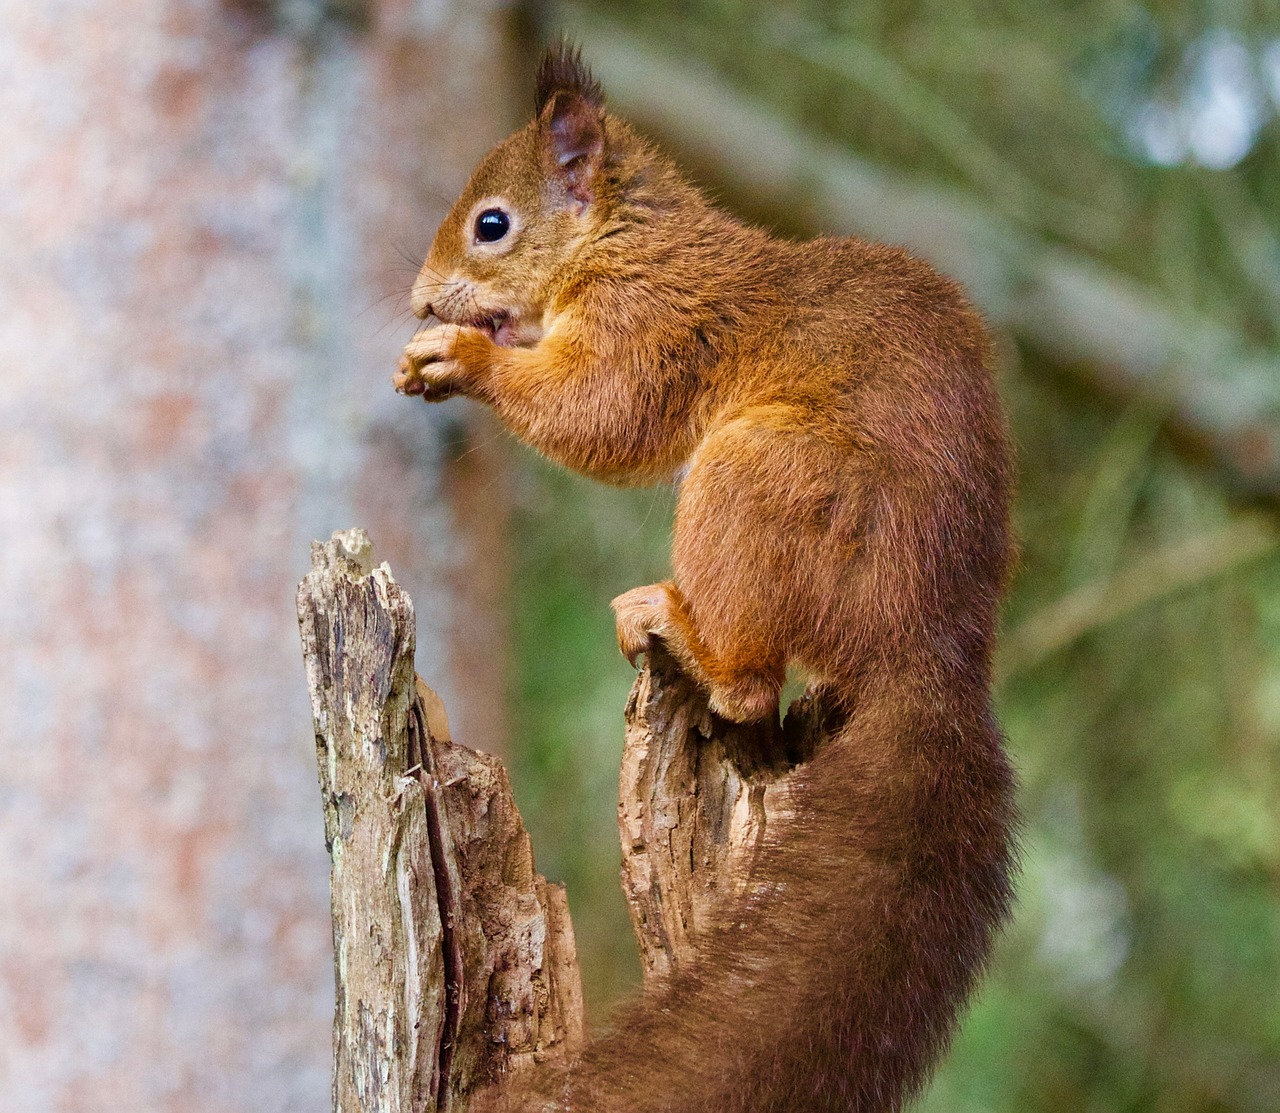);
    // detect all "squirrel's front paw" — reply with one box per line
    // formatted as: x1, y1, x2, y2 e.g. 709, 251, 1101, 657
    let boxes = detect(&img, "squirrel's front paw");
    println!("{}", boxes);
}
395, 324, 481, 402
611, 583, 676, 667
